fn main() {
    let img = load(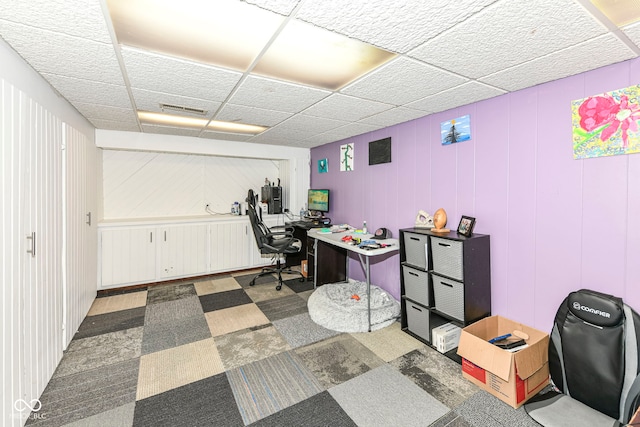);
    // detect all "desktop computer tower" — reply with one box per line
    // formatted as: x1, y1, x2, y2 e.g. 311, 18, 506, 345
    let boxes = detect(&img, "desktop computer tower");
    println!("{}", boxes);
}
261, 185, 282, 214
